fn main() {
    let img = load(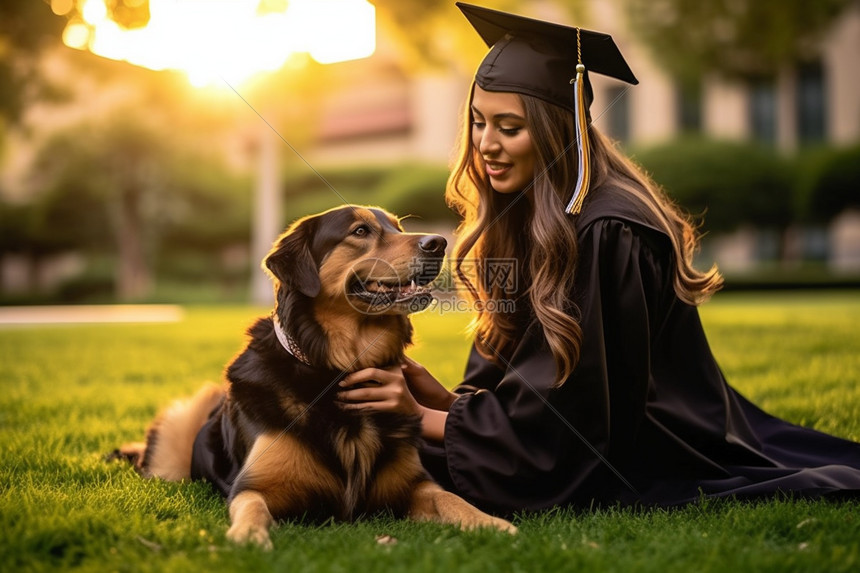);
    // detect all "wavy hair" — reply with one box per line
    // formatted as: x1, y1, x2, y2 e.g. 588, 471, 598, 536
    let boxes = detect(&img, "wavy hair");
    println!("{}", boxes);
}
446, 84, 723, 385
